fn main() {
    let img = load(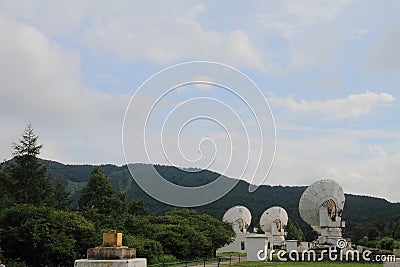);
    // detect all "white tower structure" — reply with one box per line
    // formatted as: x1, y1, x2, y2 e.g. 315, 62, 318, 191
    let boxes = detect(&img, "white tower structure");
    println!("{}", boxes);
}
299, 179, 346, 247
217, 206, 252, 253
